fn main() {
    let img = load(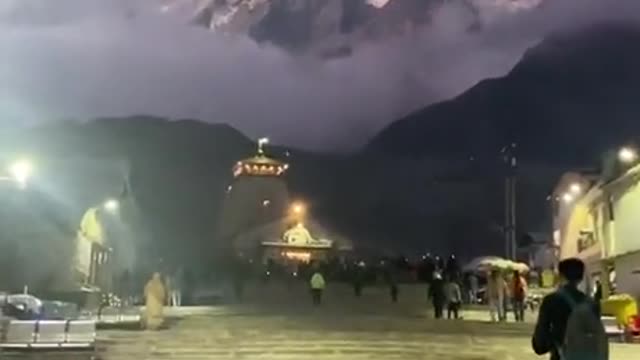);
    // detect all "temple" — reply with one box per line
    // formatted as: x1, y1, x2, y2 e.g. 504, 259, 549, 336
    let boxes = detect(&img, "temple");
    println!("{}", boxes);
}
217, 138, 352, 264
